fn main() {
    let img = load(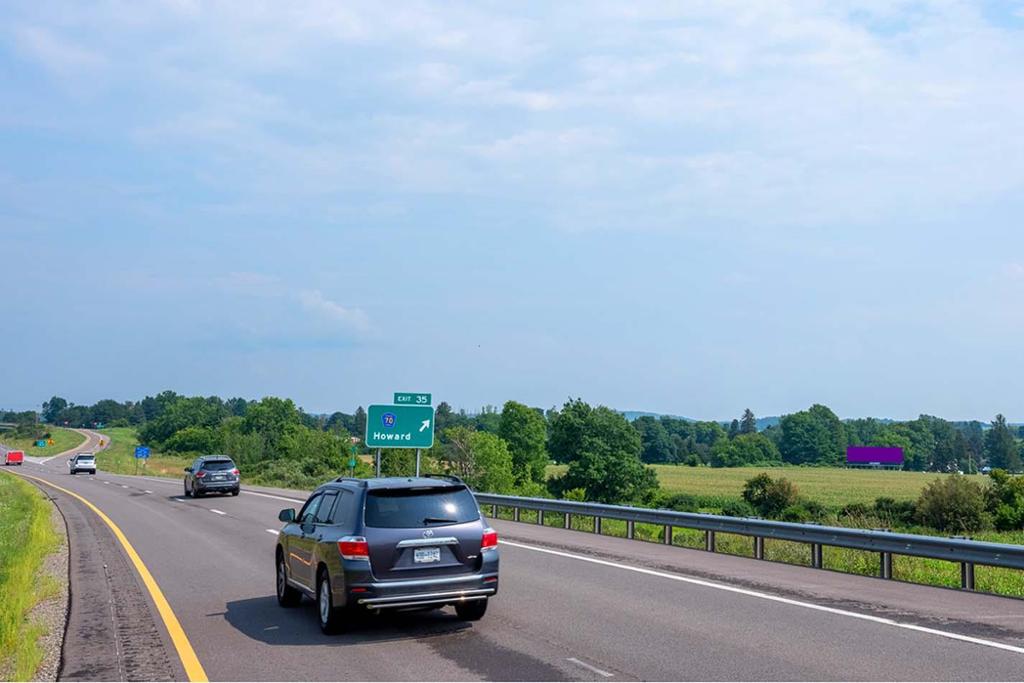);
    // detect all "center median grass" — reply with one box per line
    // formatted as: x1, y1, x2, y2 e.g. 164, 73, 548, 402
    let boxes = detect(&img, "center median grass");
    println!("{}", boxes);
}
0, 426, 86, 457
0, 471, 61, 680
